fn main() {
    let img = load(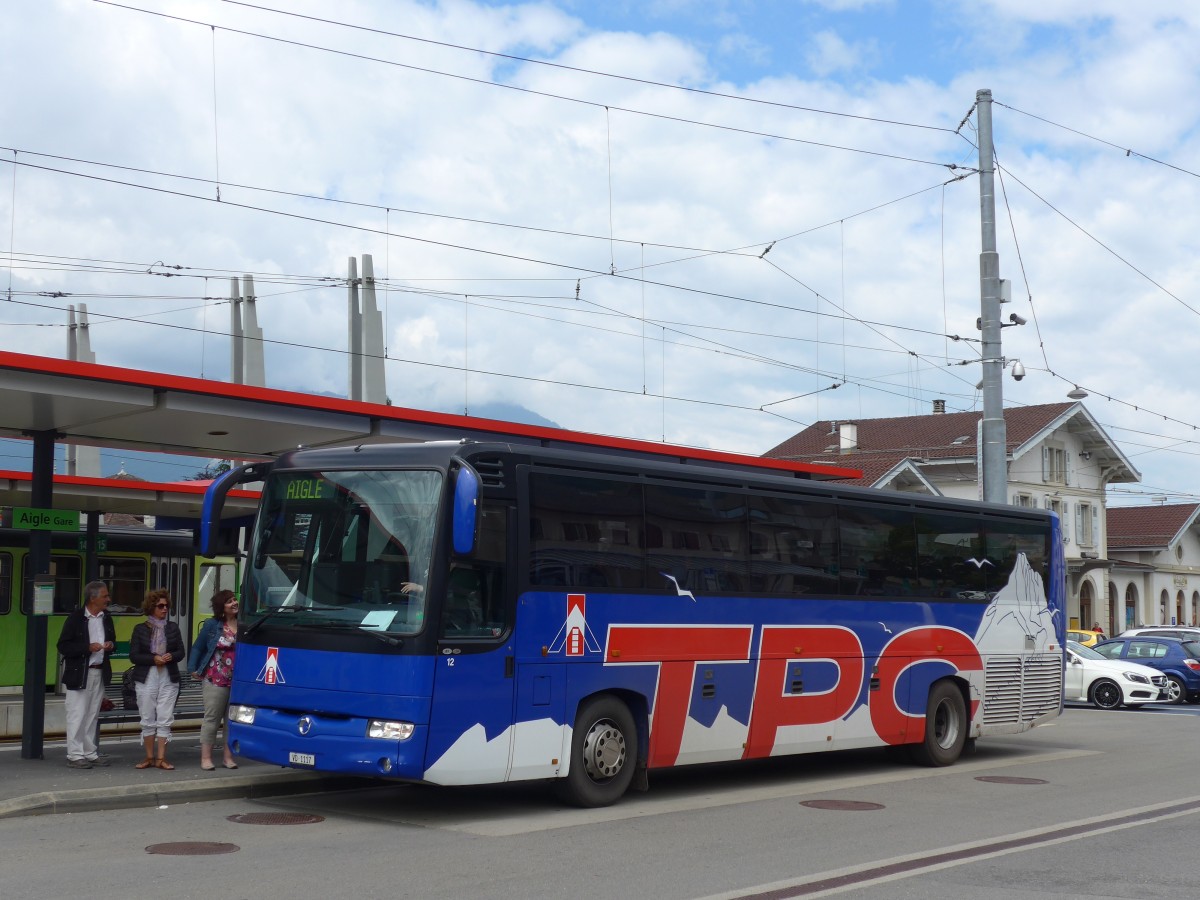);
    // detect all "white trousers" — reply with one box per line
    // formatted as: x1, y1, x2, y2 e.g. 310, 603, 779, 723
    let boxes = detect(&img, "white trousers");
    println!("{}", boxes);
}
65, 668, 104, 761
135, 666, 179, 740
